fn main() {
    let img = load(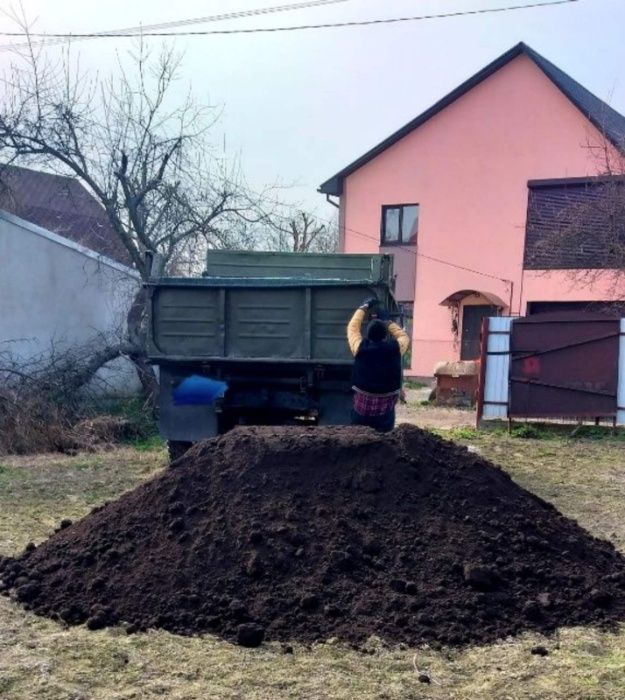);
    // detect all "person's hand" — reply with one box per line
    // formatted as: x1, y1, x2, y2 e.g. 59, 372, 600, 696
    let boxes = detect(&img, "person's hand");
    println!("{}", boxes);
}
375, 309, 390, 323
359, 297, 379, 310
